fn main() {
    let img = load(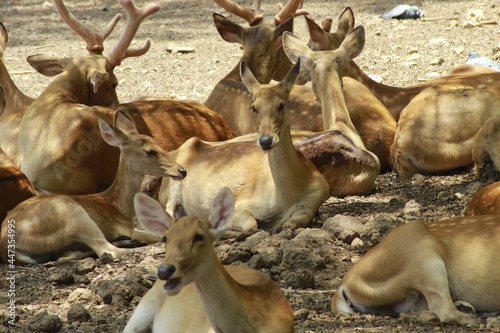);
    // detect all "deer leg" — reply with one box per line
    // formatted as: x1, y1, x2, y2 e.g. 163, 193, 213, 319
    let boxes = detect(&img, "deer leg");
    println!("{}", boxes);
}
231, 209, 258, 230
282, 210, 314, 229
130, 229, 162, 244
419, 258, 478, 325
123, 280, 165, 333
